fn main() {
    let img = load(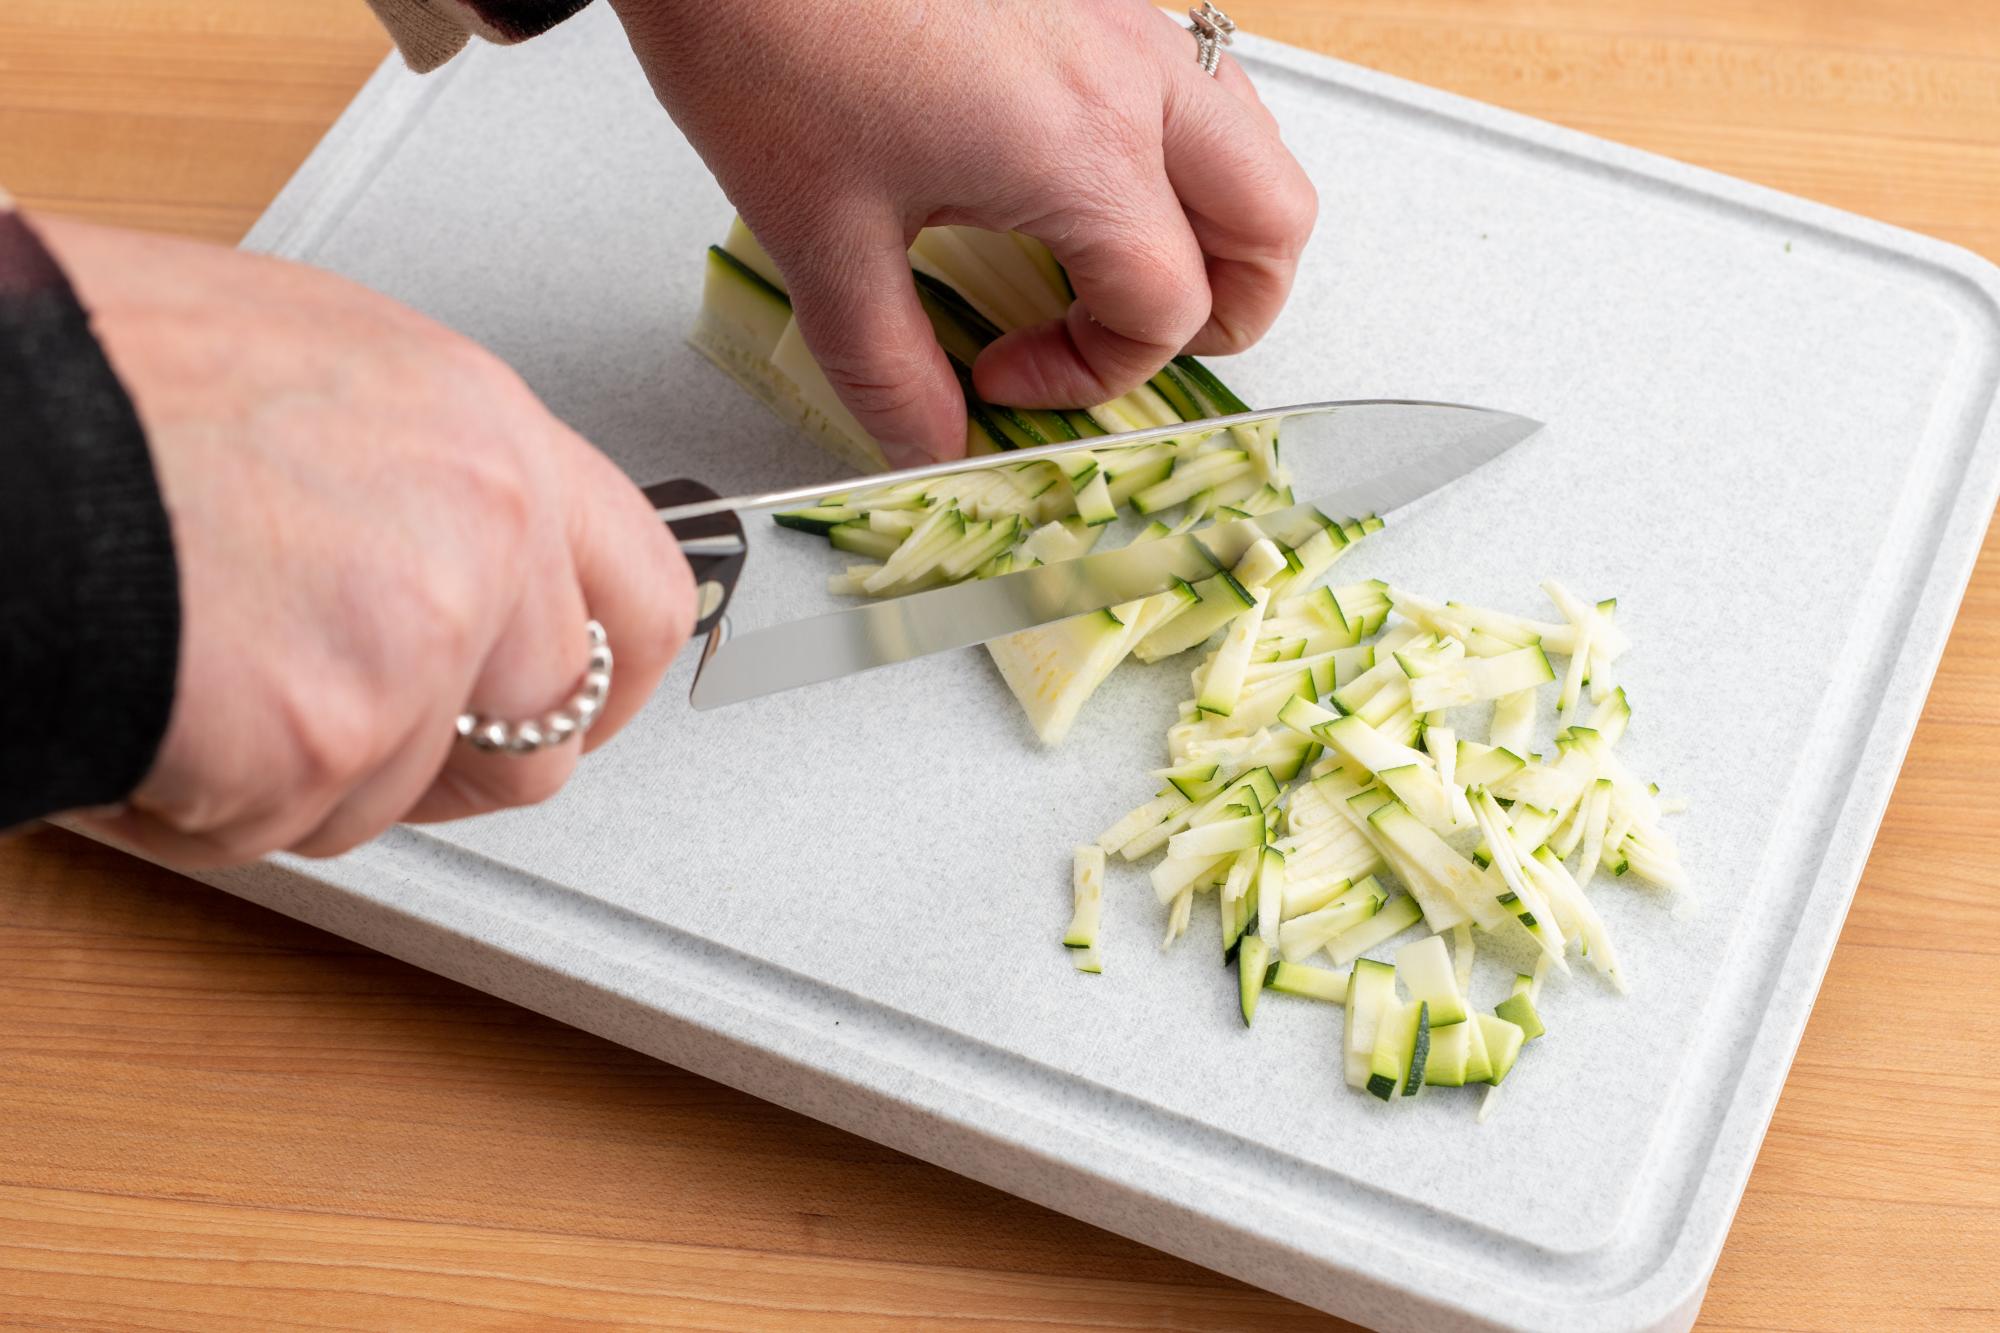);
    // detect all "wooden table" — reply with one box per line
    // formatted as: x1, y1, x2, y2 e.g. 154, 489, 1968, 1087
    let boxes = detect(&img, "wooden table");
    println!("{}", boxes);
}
3, 2, 1996, 1327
